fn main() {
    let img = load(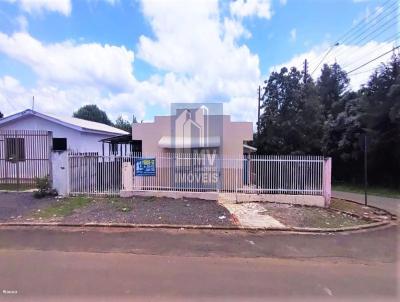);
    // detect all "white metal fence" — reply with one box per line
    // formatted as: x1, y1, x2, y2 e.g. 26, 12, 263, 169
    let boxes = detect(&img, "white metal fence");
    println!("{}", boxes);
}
0, 130, 52, 190
68, 152, 327, 197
